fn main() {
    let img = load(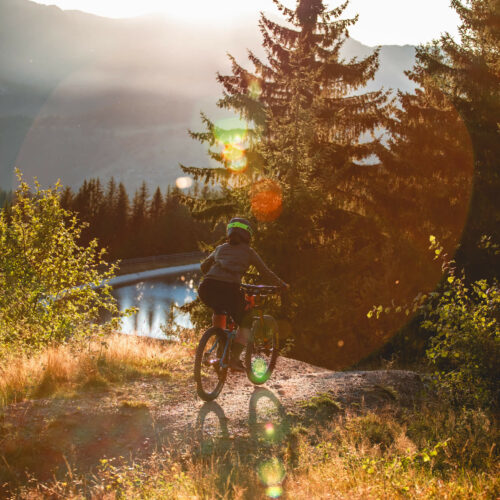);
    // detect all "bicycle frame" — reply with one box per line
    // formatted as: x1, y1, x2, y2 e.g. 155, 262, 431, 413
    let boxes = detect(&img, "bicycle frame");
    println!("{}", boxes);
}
209, 292, 267, 369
